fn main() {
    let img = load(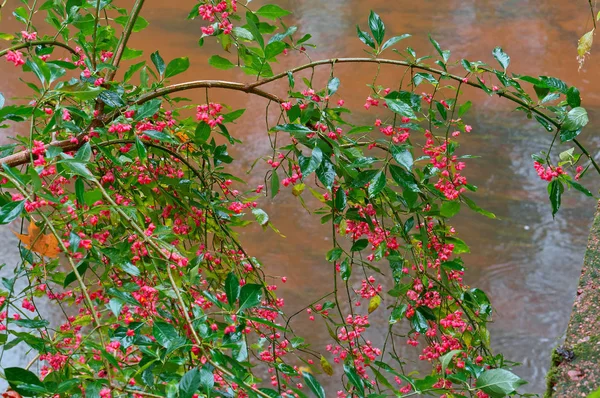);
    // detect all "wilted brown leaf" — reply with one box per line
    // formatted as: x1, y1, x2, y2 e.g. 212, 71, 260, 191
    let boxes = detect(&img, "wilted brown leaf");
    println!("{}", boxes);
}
13, 221, 60, 258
